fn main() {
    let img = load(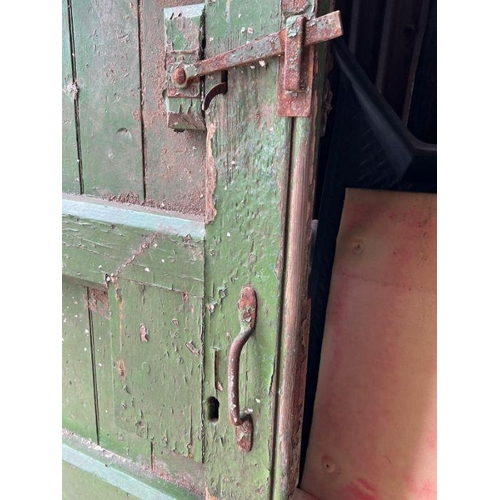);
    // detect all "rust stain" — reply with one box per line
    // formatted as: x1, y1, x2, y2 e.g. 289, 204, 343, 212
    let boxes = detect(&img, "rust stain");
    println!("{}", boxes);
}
113, 232, 159, 277
205, 488, 219, 500
116, 359, 127, 379
235, 417, 253, 452
205, 122, 218, 223
282, 0, 310, 15
139, 323, 148, 342
85, 288, 110, 319
238, 286, 258, 329
107, 191, 141, 204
